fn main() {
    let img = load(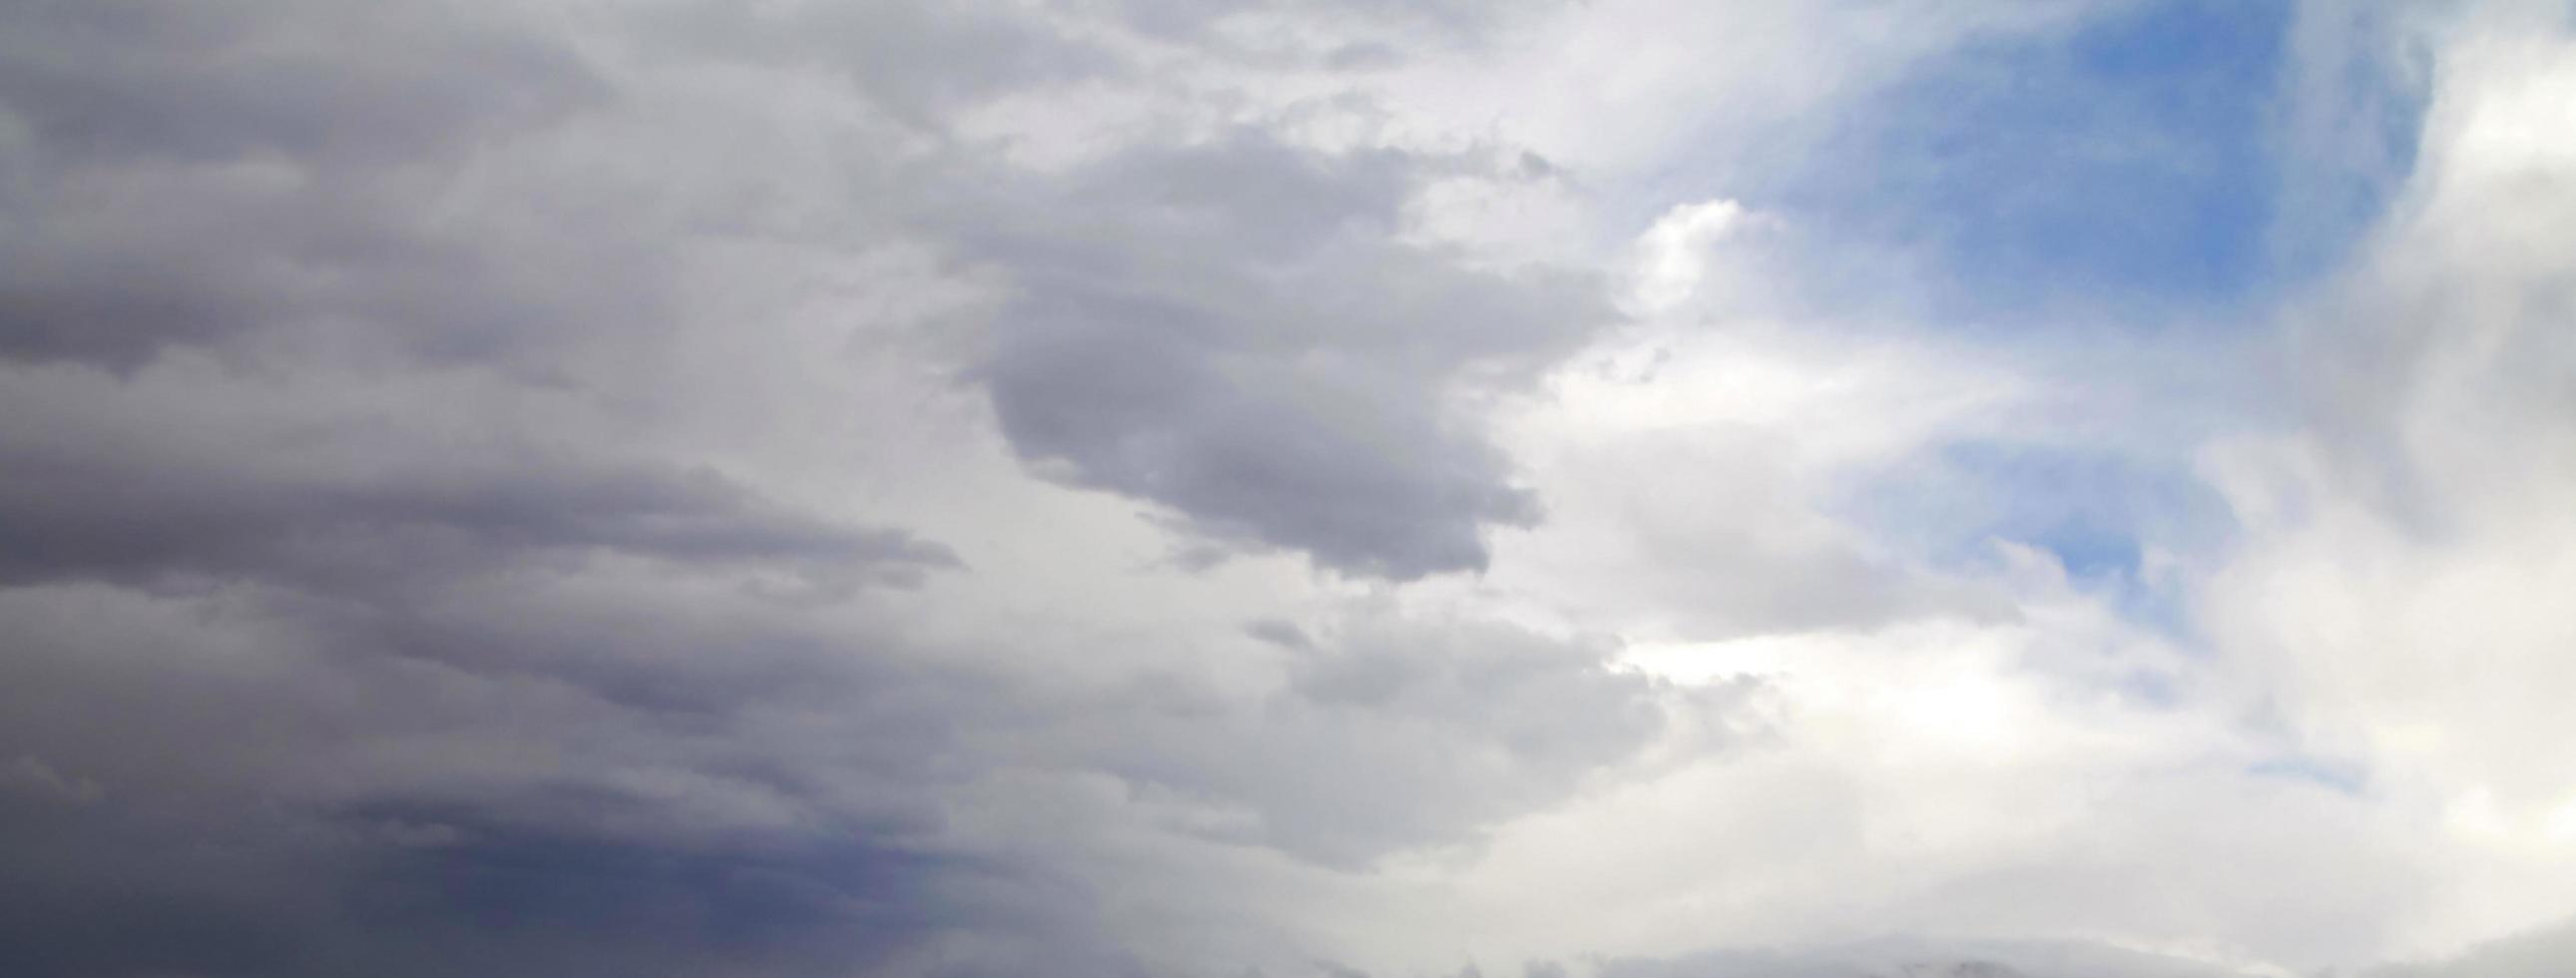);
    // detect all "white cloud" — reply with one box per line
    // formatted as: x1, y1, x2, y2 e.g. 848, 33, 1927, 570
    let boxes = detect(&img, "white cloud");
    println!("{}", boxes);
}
2189, 6, 2576, 958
